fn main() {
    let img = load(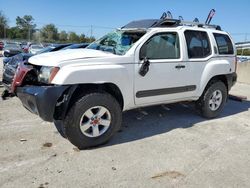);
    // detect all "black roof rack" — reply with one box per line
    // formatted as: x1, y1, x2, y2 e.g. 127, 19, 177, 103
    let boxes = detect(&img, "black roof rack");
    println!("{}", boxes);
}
122, 9, 221, 31
179, 20, 221, 30
122, 18, 221, 31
